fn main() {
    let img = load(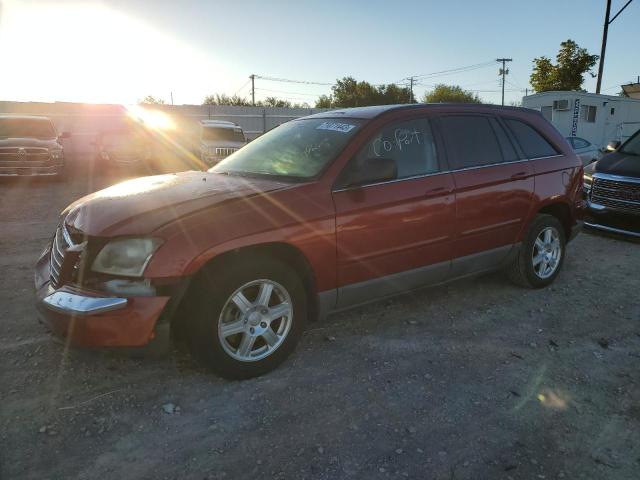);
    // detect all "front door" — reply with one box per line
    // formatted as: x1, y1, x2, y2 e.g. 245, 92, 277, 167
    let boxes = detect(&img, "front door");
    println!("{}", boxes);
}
332, 116, 455, 307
